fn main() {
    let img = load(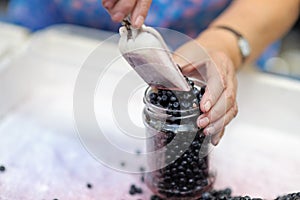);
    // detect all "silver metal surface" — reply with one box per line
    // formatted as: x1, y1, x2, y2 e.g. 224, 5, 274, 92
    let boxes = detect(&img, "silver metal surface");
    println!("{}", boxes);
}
119, 22, 190, 91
